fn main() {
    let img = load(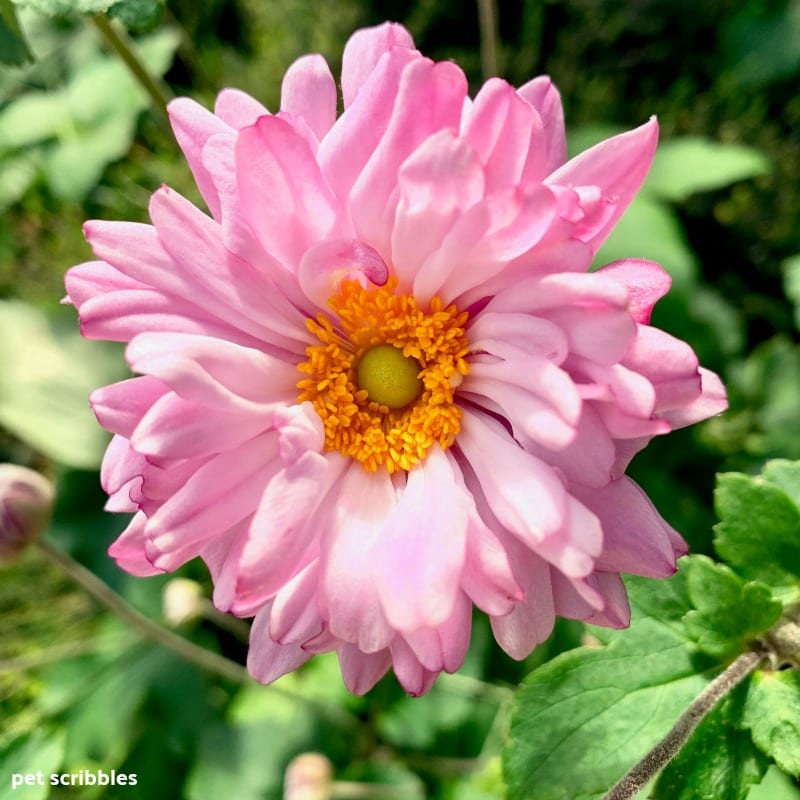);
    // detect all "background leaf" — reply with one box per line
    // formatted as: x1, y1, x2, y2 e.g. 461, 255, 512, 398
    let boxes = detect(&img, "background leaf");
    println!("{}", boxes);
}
0, 0, 32, 64
743, 671, 800, 778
